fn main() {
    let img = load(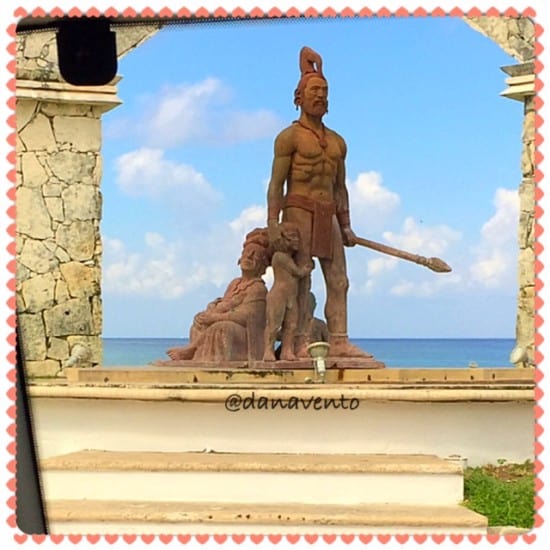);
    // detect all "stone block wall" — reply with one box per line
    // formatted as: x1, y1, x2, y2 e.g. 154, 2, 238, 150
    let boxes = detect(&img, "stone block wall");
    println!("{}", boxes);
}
517, 95, 535, 363
16, 98, 104, 376
464, 16, 535, 63
15, 25, 160, 377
